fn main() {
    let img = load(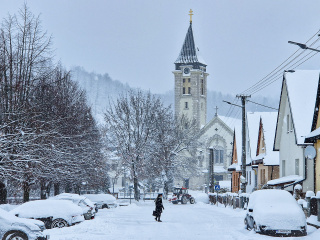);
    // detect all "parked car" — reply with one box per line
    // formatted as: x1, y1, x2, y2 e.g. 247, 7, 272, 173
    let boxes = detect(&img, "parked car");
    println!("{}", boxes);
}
10, 199, 84, 229
83, 194, 118, 209
52, 193, 96, 220
169, 187, 195, 204
244, 189, 307, 236
0, 208, 49, 240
